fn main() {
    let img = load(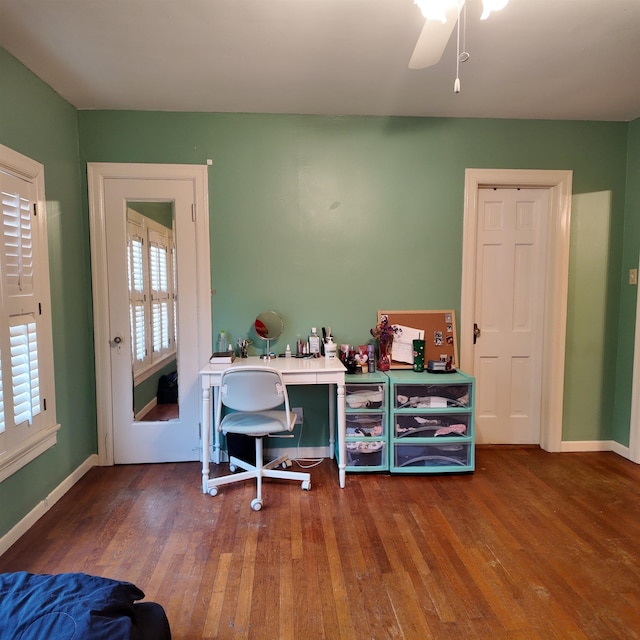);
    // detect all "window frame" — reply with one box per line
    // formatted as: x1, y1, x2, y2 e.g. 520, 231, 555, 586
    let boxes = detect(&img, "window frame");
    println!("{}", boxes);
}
0, 143, 59, 483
